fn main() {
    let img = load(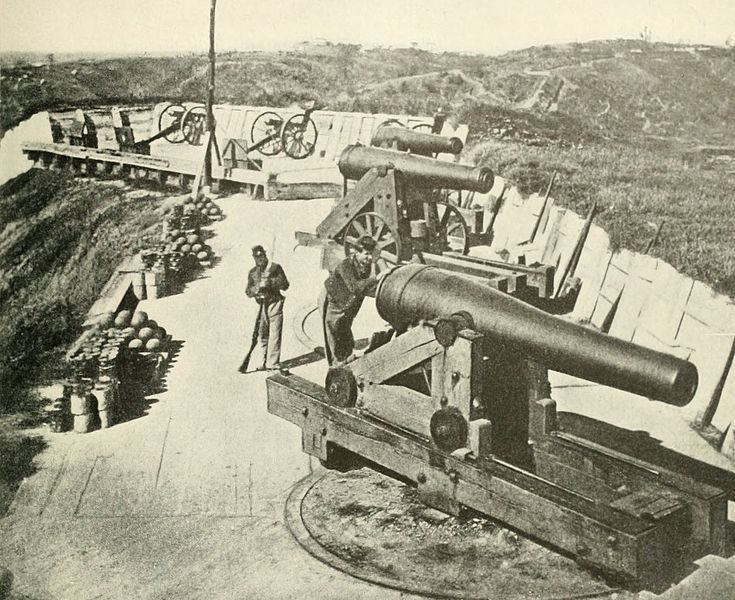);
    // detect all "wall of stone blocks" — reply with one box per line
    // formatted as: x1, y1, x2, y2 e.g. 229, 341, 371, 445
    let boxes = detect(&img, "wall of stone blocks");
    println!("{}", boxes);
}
480, 186, 735, 458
